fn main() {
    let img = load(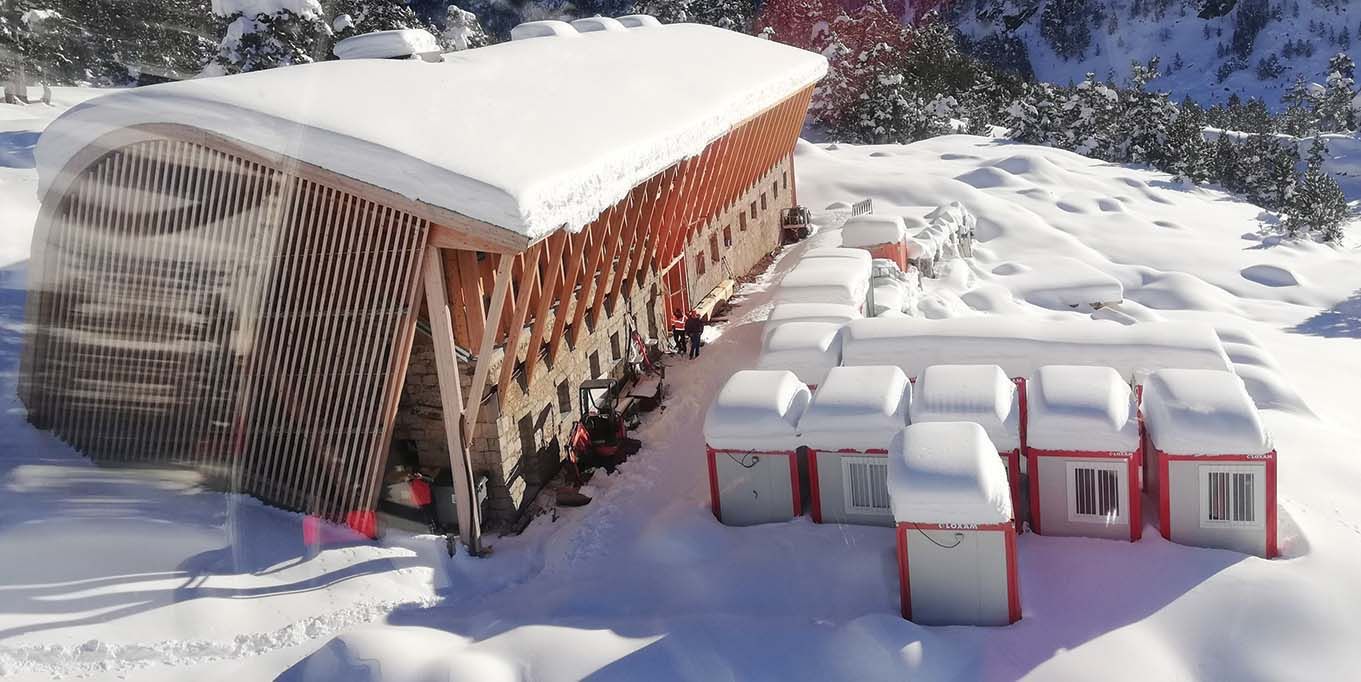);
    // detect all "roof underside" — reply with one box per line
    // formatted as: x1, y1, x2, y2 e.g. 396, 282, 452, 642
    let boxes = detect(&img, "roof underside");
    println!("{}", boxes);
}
37, 24, 827, 246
